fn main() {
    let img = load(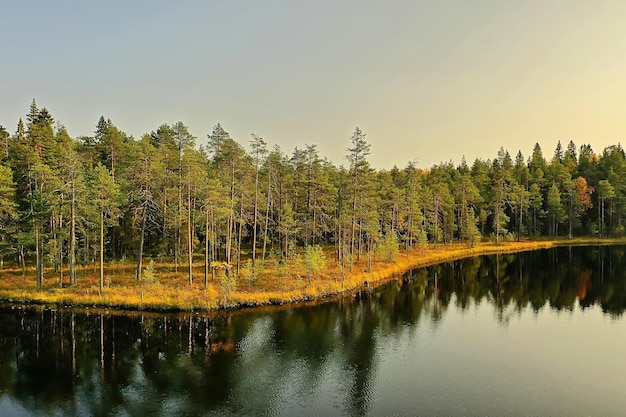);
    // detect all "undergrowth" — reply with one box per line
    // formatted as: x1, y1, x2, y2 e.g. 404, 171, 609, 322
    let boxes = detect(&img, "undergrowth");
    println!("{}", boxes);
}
0, 237, 623, 311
